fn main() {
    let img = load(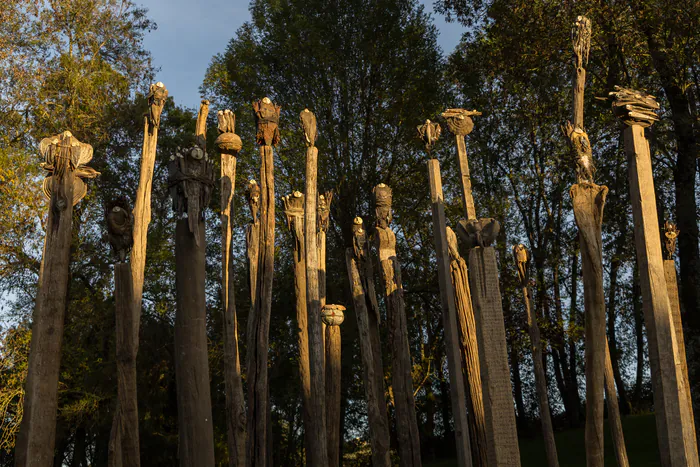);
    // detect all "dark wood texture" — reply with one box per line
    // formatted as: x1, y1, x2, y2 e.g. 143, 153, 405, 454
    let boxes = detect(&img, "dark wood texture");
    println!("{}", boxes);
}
427, 160, 473, 467
323, 305, 344, 467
